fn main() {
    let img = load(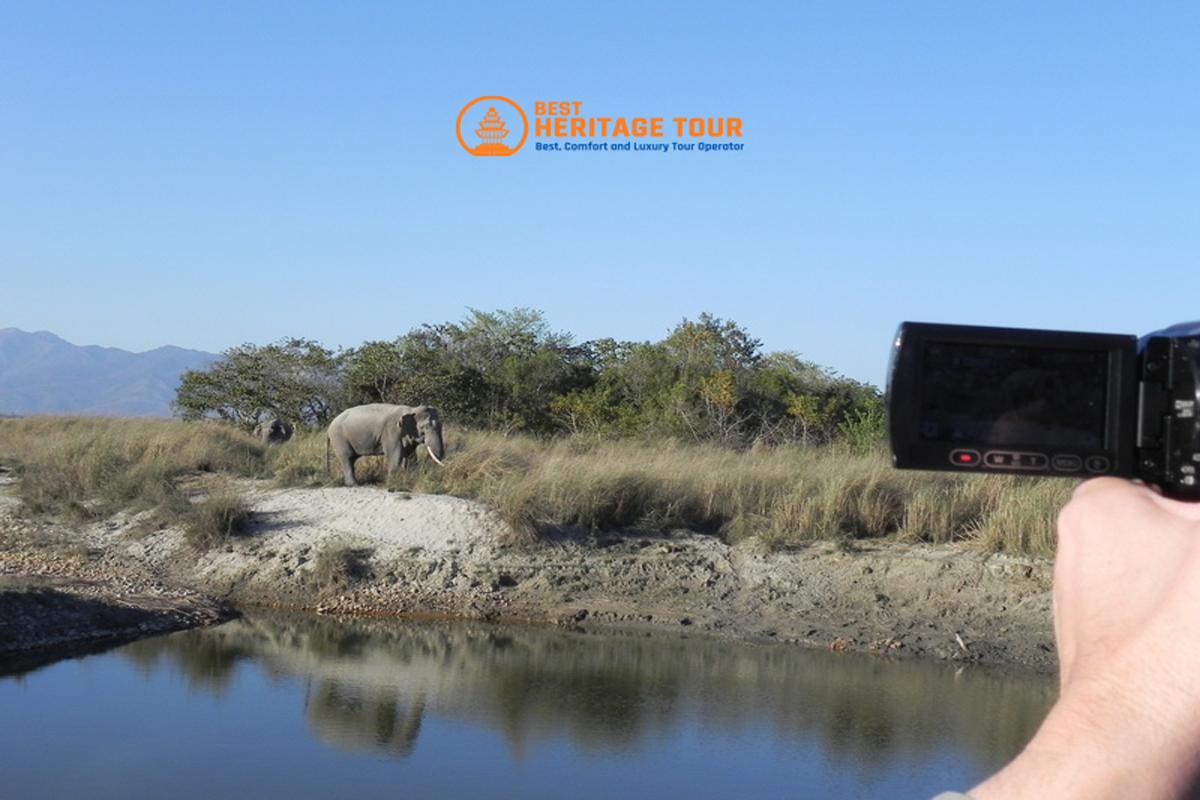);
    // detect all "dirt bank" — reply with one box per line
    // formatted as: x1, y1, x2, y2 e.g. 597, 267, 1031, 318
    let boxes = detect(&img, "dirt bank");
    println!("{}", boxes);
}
0, 576, 234, 675
0, 471, 234, 663
0, 479, 1056, 672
